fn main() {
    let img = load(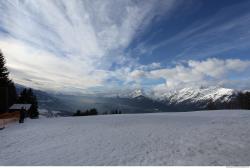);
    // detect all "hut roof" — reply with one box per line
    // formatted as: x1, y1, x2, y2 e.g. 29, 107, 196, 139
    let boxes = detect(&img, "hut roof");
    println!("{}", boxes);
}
9, 104, 32, 111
